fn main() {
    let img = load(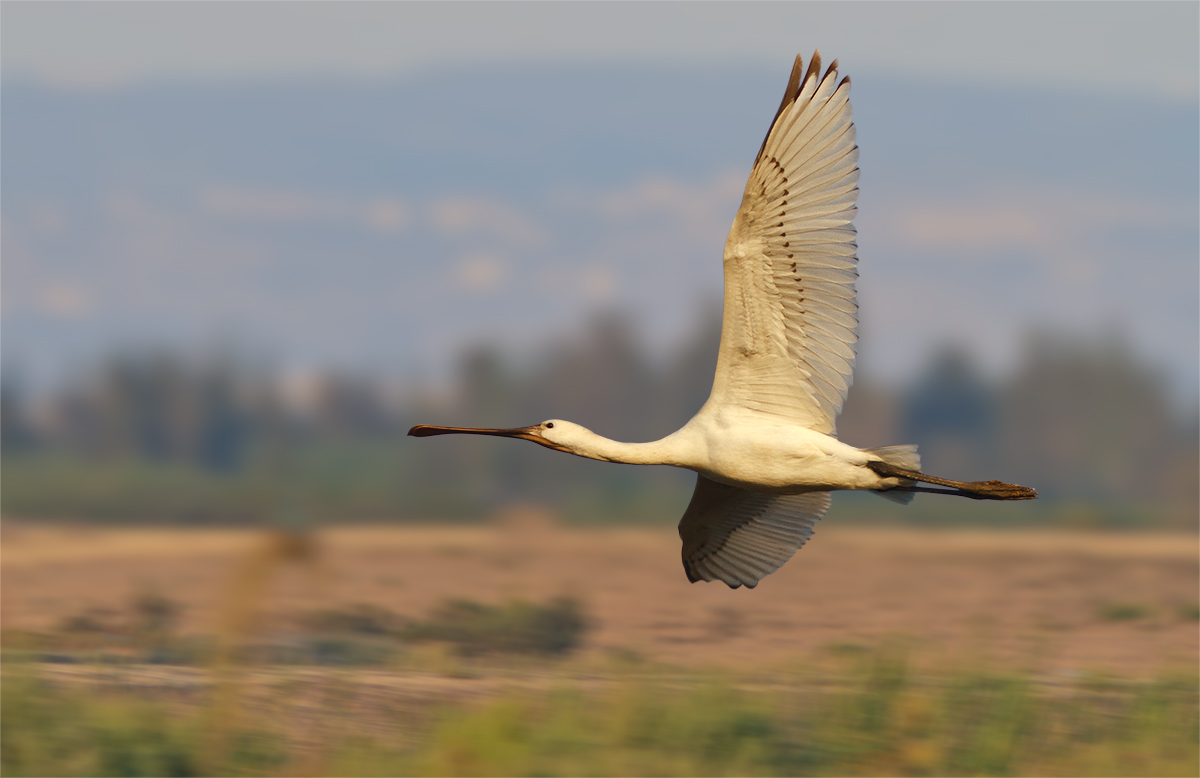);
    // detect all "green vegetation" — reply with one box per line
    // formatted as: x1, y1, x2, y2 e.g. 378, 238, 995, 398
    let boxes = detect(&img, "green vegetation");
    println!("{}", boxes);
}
0, 453, 269, 525
0, 445, 689, 525
3, 652, 1196, 777
20, 595, 590, 668
0, 443, 479, 525
5, 448, 1194, 529
1099, 602, 1152, 622
403, 597, 588, 657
